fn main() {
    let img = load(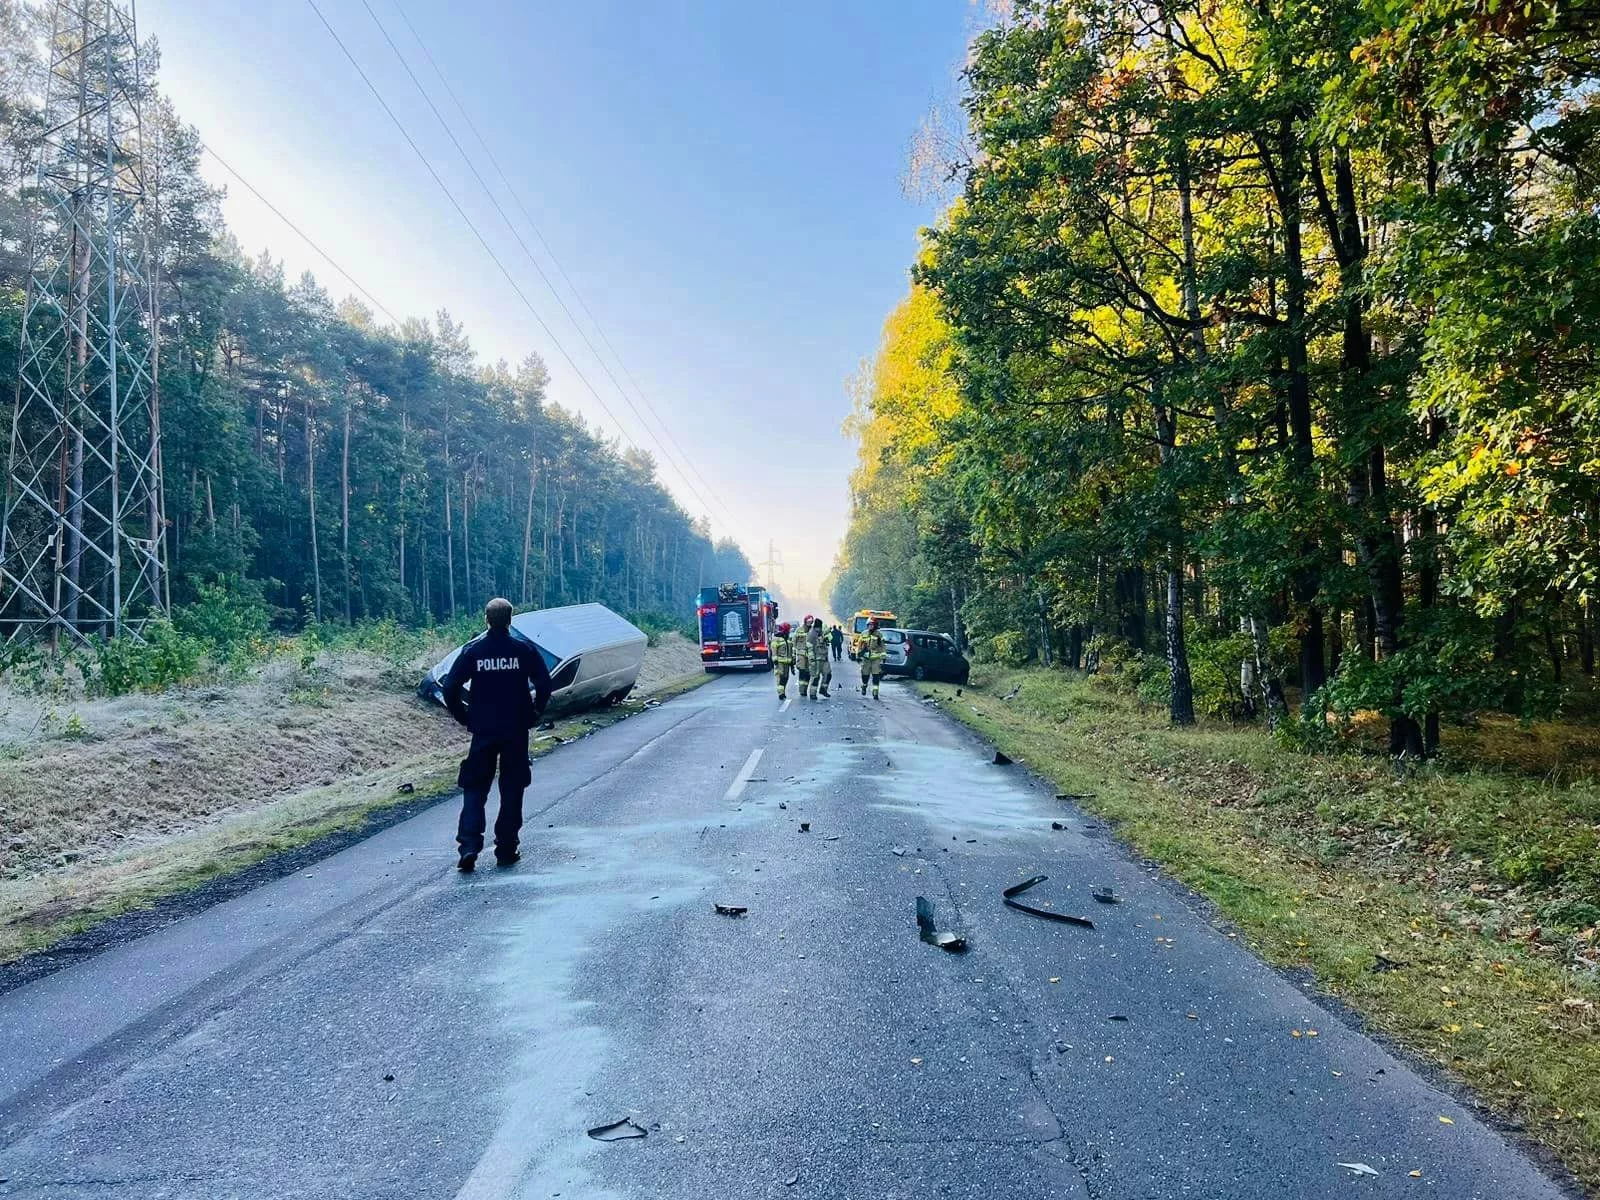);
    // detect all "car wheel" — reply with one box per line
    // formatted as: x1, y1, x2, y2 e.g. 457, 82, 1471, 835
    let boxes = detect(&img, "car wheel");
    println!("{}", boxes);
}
913, 665, 926, 681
